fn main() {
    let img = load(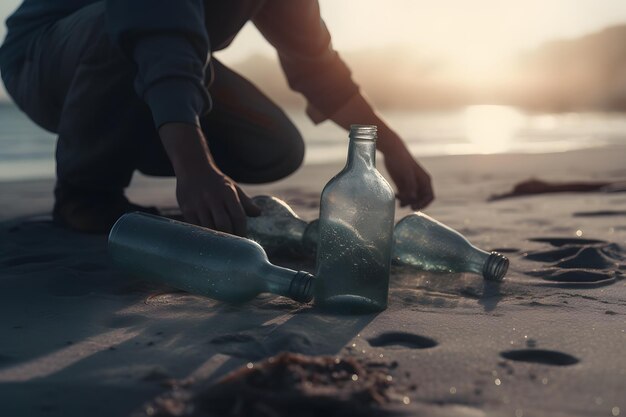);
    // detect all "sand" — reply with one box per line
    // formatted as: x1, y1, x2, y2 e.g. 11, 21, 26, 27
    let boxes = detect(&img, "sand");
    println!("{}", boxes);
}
0, 145, 625, 417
